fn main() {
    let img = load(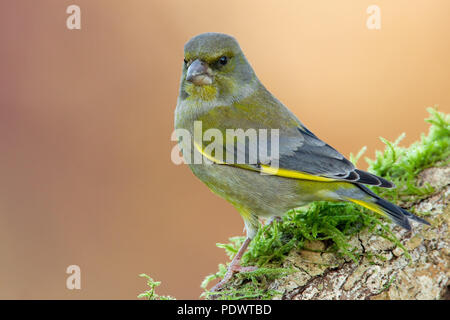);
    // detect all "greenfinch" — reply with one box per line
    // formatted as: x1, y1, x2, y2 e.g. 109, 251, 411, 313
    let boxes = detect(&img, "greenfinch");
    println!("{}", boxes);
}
174, 33, 429, 291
